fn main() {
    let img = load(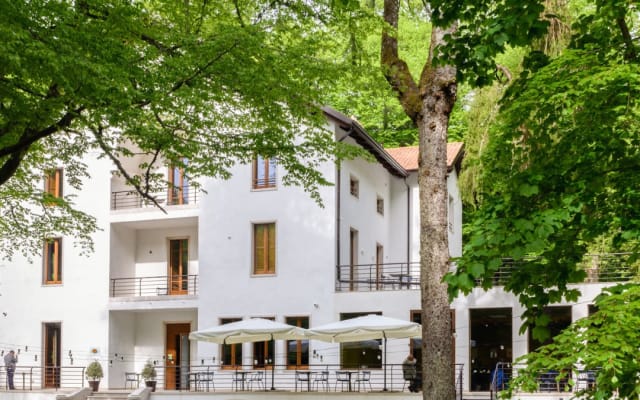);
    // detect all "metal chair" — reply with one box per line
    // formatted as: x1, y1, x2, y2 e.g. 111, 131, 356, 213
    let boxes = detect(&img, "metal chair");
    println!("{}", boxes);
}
125, 372, 139, 389
313, 370, 329, 392
335, 371, 351, 392
355, 370, 372, 392
198, 370, 215, 392
295, 371, 310, 392
248, 370, 264, 391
